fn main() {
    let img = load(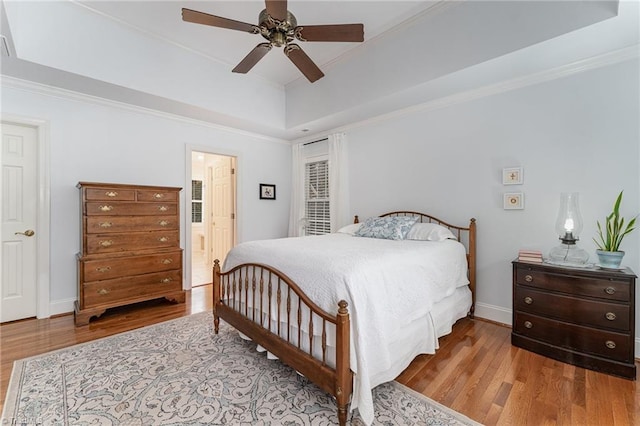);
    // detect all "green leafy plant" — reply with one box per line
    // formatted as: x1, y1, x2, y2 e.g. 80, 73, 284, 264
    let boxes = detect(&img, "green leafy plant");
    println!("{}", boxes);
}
593, 191, 637, 252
